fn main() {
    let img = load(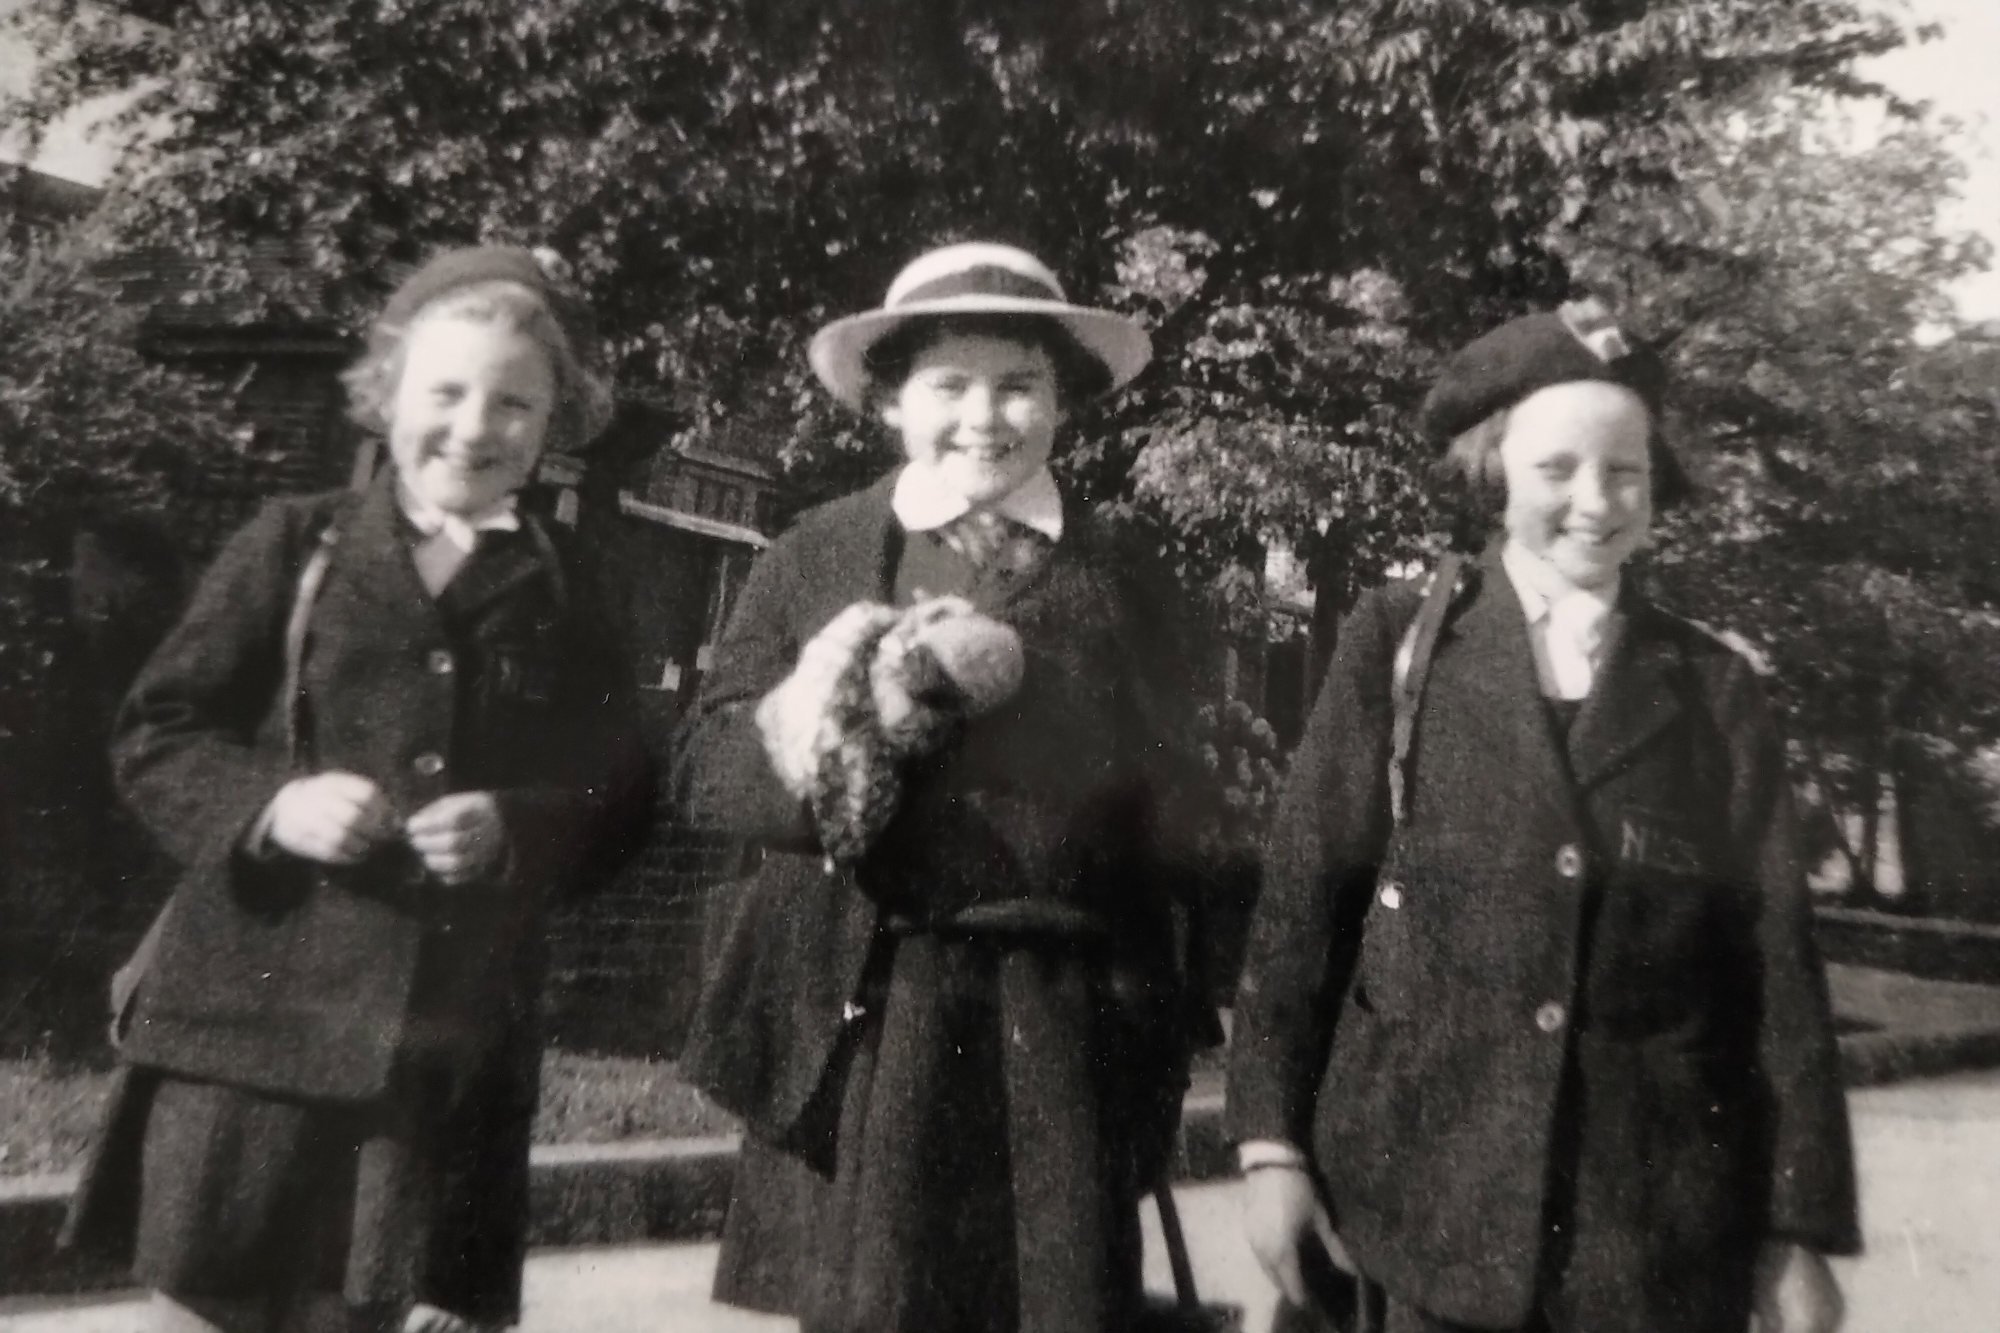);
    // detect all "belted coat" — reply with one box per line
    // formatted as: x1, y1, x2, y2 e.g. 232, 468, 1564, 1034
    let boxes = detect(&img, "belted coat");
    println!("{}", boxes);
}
677, 472, 1193, 1152
1226, 552, 1860, 1332
674, 472, 1202, 1332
